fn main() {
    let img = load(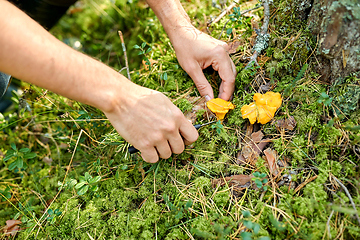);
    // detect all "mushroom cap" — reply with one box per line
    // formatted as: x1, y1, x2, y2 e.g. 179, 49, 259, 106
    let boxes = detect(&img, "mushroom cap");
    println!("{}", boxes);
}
206, 98, 235, 120
241, 92, 282, 124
